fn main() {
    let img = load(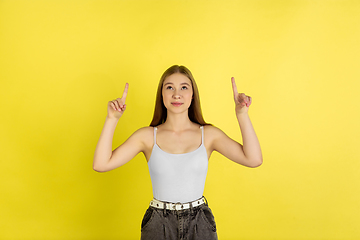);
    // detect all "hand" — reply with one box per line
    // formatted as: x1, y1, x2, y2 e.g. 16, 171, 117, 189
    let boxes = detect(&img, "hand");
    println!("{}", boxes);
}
107, 83, 128, 119
231, 77, 252, 115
